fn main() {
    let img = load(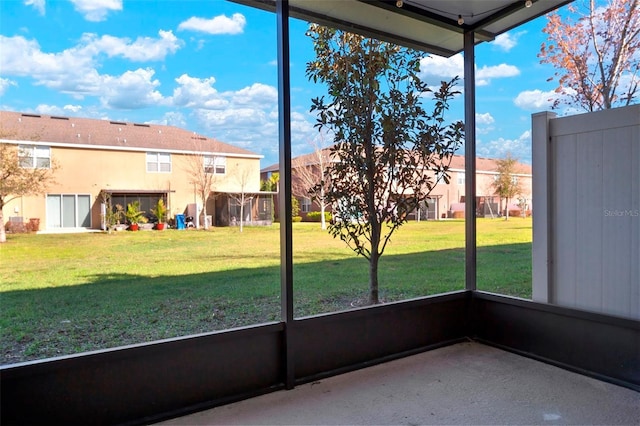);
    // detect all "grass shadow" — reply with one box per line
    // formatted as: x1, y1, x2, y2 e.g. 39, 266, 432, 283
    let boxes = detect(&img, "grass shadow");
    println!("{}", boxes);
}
1, 242, 530, 364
